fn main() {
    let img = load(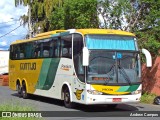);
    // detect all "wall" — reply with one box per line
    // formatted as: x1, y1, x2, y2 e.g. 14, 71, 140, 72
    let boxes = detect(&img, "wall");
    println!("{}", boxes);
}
142, 57, 160, 96
0, 51, 9, 74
